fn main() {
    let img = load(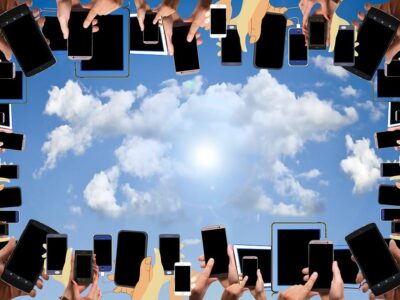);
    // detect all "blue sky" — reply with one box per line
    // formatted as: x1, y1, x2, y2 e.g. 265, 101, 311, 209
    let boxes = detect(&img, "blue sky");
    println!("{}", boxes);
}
3, 0, 399, 299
